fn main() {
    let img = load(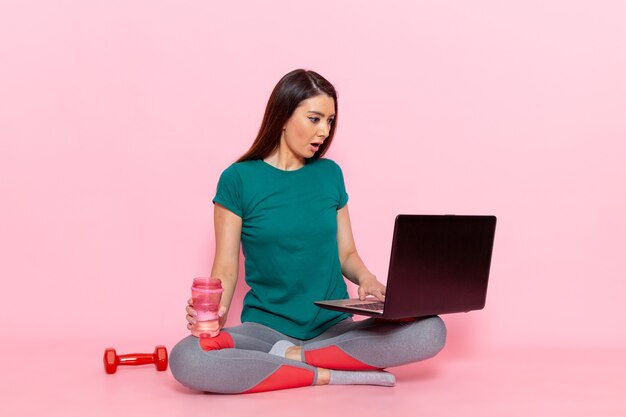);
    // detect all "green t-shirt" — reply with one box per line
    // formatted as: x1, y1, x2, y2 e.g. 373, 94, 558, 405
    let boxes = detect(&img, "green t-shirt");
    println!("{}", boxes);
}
213, 158, 352, 339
